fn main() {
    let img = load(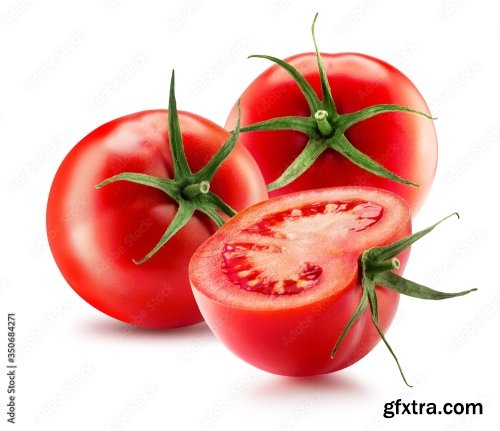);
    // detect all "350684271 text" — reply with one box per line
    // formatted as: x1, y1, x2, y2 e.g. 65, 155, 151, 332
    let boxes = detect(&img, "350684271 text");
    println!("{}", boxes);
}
6, 313, 16, 424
